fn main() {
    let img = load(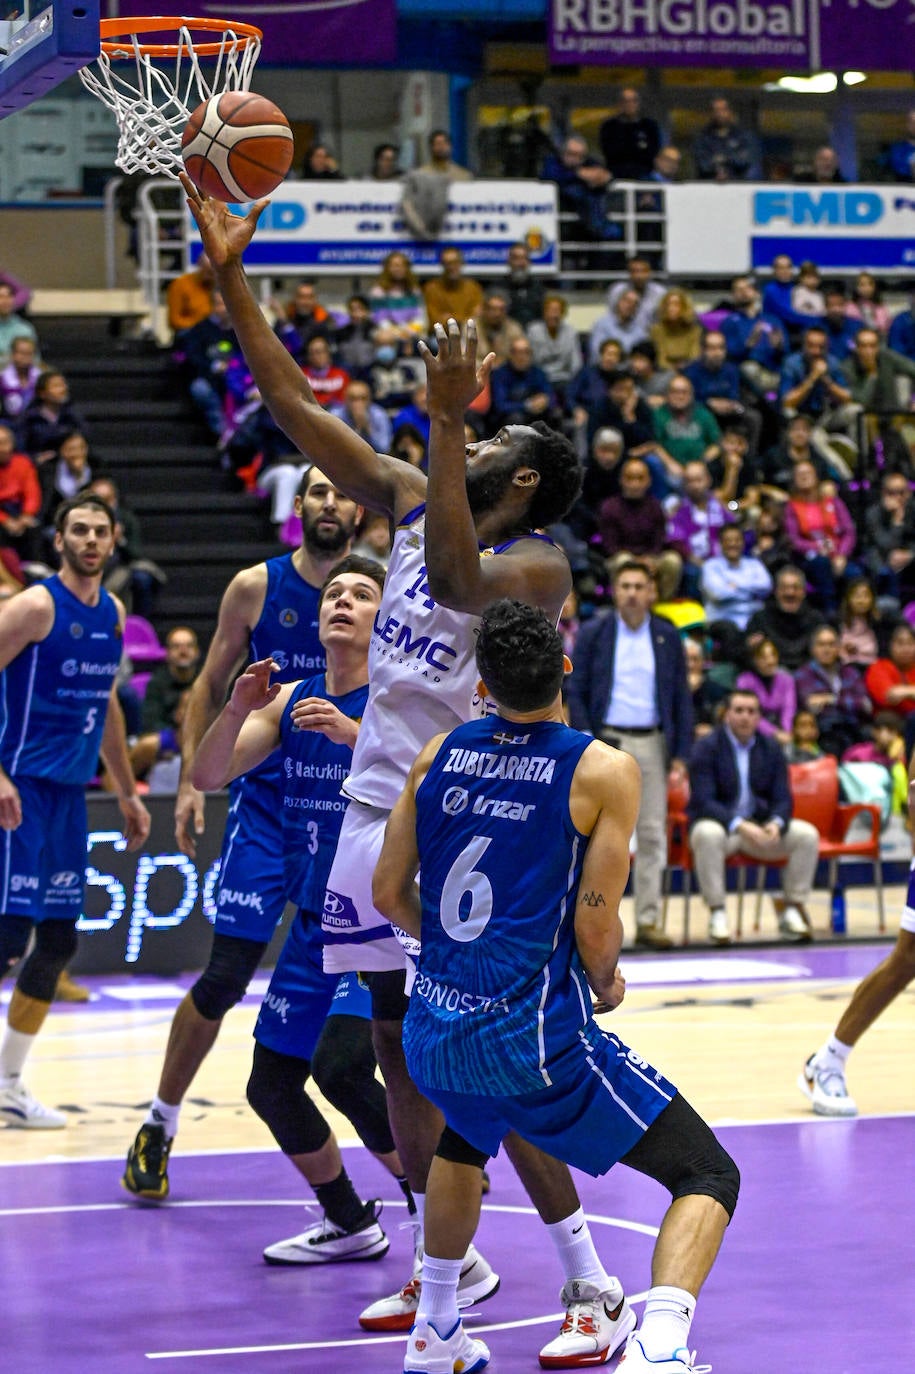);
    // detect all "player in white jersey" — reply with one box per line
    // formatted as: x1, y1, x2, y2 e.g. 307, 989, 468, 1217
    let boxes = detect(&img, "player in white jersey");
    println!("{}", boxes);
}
184, 174, 642, 1368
